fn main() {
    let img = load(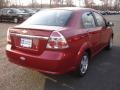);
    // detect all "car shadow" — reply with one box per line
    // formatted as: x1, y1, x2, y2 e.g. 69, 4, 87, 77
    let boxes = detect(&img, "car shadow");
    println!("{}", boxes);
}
43, 46, 120, 90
